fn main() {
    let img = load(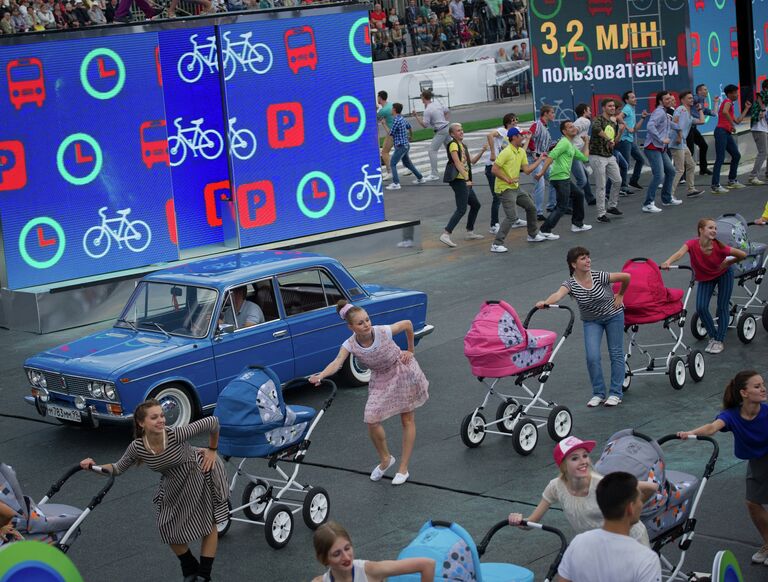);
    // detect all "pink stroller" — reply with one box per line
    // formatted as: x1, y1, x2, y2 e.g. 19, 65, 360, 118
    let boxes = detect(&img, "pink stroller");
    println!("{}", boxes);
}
617, 258, 705, 391
461, 300, 574, 455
